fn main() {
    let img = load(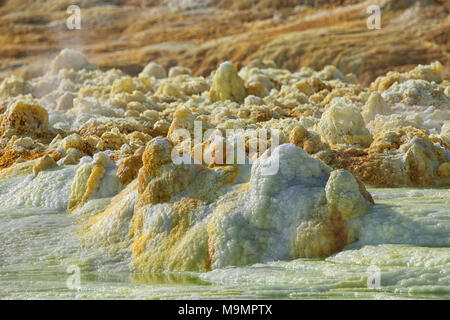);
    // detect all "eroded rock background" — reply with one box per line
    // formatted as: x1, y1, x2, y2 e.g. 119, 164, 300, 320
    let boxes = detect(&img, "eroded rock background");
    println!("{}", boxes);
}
0, 0, 448, 272
0, 0, 449, 85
